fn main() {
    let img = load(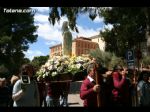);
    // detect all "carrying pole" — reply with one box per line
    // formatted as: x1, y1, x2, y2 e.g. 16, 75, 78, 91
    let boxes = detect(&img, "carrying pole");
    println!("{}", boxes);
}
94, 63, 101, 107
